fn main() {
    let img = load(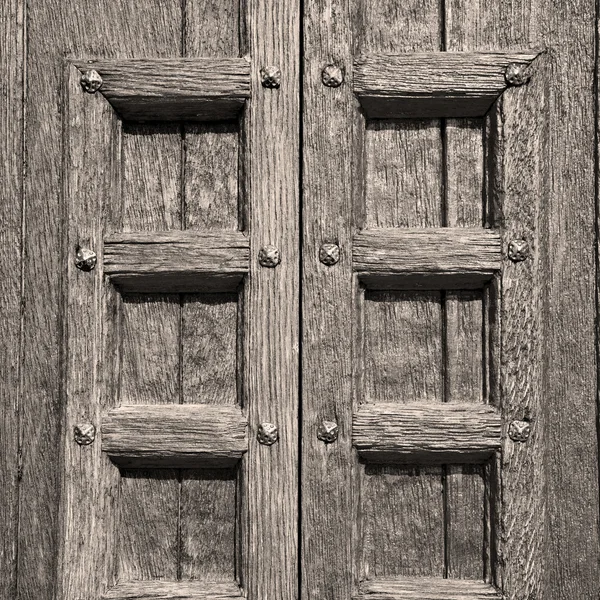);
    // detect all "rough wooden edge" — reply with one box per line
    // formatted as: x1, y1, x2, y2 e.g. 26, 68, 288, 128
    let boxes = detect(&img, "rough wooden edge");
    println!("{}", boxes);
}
0, 0, 23, 597
353, 51, 541, 118
102, 404, 248, 468
241, 0, 300, 597
102, 580, 244, 599
104, 230, 249, 292
354, 576, 502, 599
74, 58, 250, 121
353, 403, 501, 463
353, 228, 501, 288
57, 62, 121, 599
